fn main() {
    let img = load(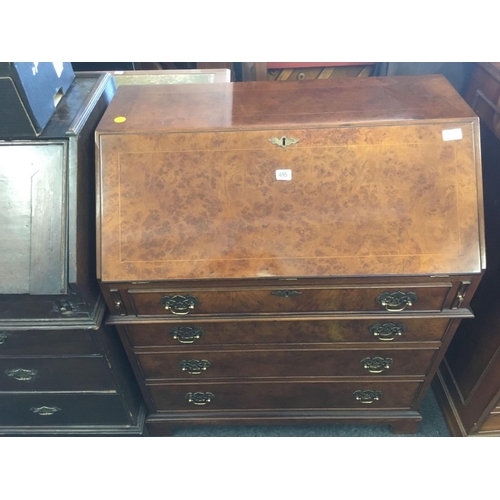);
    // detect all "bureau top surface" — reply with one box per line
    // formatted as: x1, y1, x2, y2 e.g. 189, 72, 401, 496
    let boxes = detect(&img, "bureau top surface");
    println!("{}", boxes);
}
95, 75, 475, 134
96, 76, 484, 282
